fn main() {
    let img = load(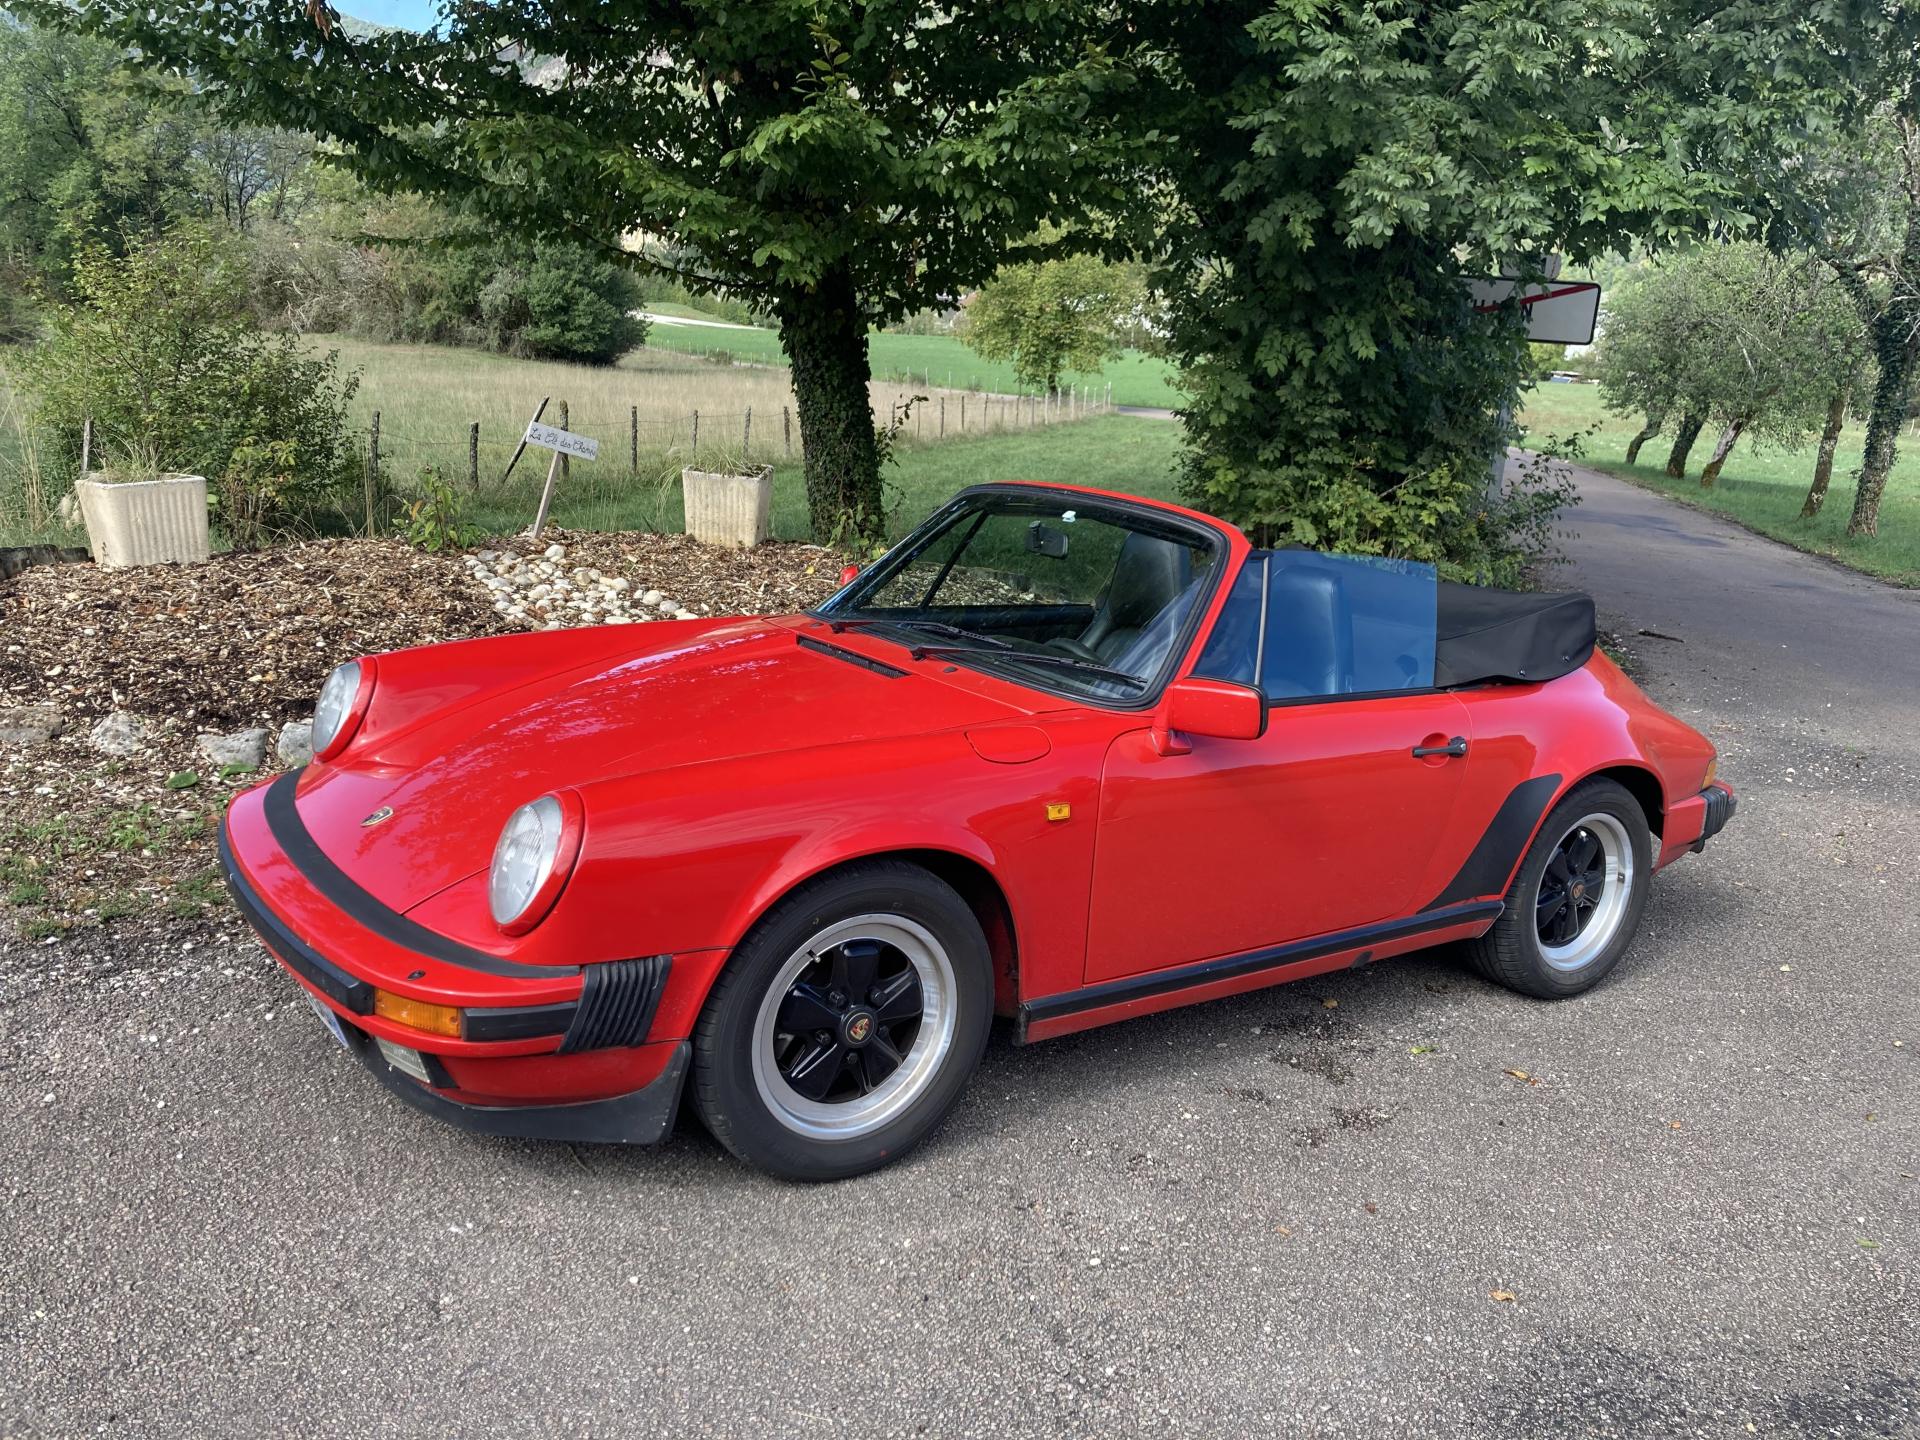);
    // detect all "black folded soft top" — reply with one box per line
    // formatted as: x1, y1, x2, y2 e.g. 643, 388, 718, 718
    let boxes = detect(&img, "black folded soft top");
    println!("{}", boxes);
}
1435, 582, 1596, 688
